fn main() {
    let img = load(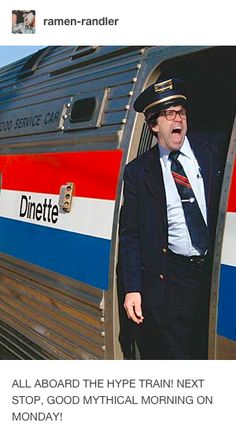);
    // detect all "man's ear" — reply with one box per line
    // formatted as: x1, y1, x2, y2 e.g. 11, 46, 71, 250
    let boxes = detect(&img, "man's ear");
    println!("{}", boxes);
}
149, 122, 159, 133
